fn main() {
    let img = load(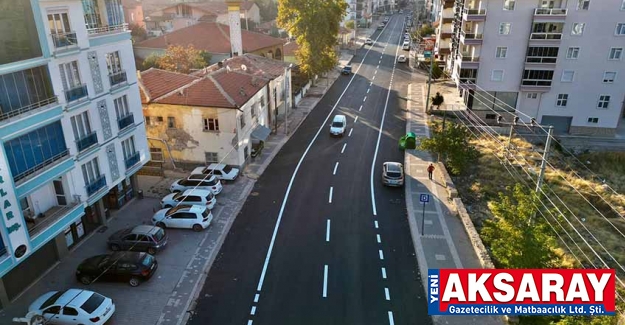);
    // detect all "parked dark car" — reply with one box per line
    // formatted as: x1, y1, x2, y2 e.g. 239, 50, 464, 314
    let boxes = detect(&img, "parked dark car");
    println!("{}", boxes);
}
107, 225, 168, 255
341, 65, 352, 75
76, 252, 157, 287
